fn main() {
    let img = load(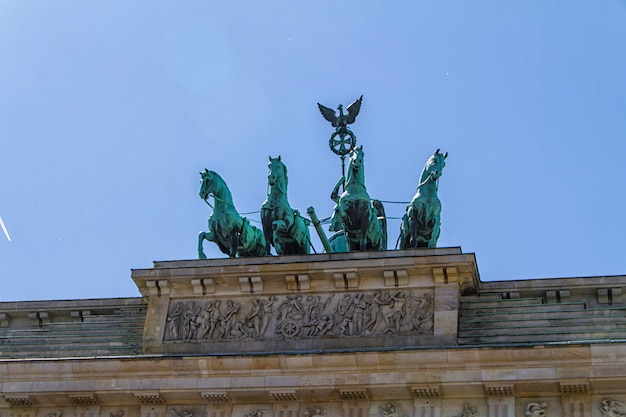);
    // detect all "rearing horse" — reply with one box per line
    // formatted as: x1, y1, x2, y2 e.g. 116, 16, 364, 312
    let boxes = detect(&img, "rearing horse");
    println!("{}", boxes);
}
399, 149, 447, 249
198, 169, 268, 258
260, 156, 311, 255
330, 146, 387, 251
